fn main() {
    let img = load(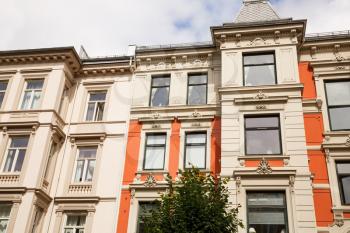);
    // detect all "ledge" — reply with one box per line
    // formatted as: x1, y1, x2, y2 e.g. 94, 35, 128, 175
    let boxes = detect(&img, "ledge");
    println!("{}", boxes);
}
218, 83, 304, 93
233, 168, 296, 177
